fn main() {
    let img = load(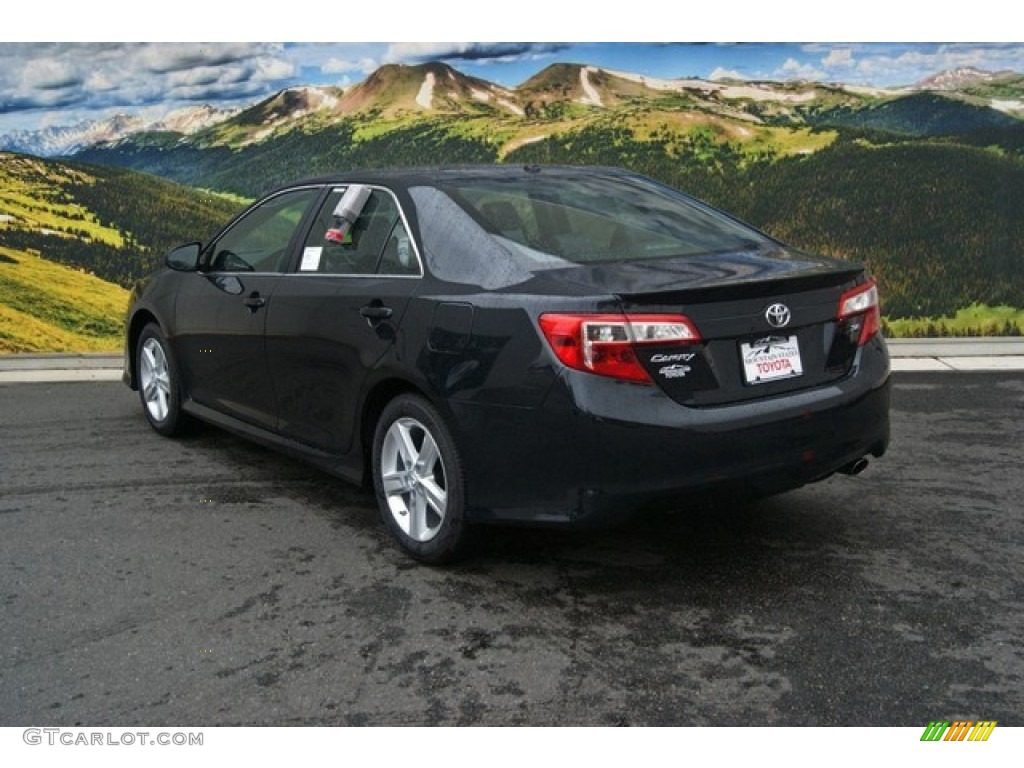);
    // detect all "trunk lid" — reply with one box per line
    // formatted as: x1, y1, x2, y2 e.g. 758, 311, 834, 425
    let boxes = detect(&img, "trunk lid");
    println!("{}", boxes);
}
538, 247, 861, 299
542, 249, 866, 406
